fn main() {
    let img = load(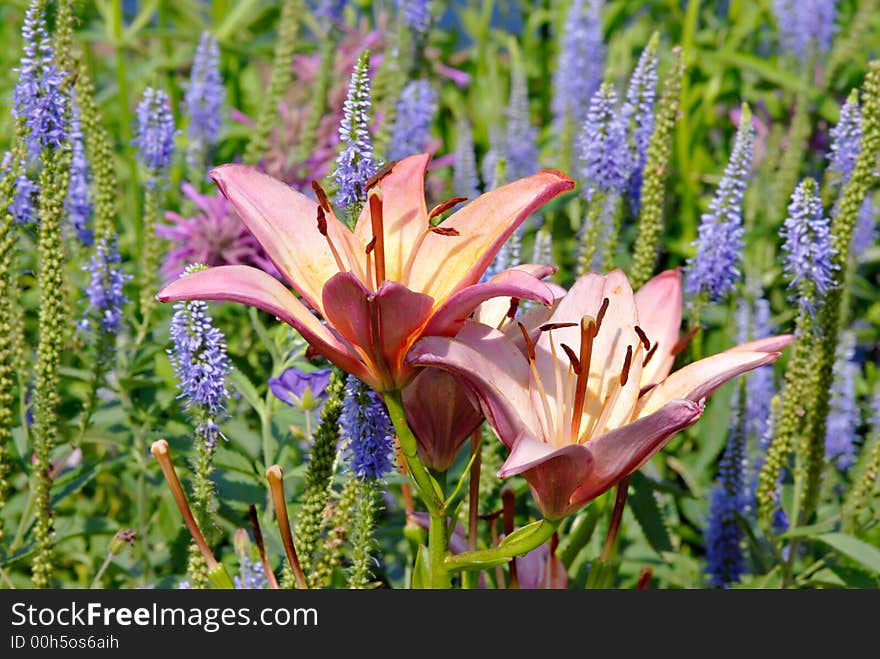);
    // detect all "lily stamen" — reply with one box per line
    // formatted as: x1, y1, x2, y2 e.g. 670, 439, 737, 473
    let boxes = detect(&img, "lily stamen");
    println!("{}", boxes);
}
671, 325, 700, 356
428, 196, 468, 221
595, 297, 610, 332
311, 180, 332, 213
365, 236, 376, 290
570, 315, 597, 444
634, 325, 651, 351
368, 188, 386, 284
620, 345, 634, 386
643, 342, 658, 366
518, 322, 556, 443
365, 160, 397, 190
429, 226, 461, 236
316, 206, 348, 273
